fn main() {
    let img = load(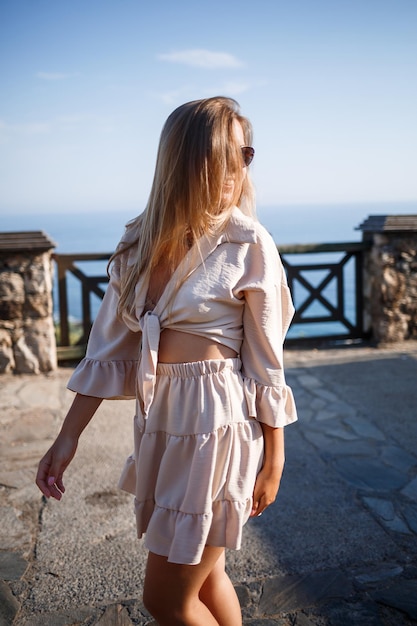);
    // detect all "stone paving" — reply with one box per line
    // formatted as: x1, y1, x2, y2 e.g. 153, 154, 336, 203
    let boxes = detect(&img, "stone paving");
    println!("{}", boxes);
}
1, 341, 417, 625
